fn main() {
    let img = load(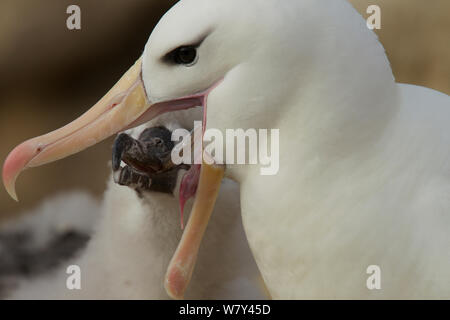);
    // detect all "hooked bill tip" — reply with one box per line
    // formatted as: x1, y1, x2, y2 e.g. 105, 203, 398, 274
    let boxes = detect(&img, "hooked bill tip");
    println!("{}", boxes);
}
2, 163, 19, 202
6, 185, 19, 202
2, 141, 35, 202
